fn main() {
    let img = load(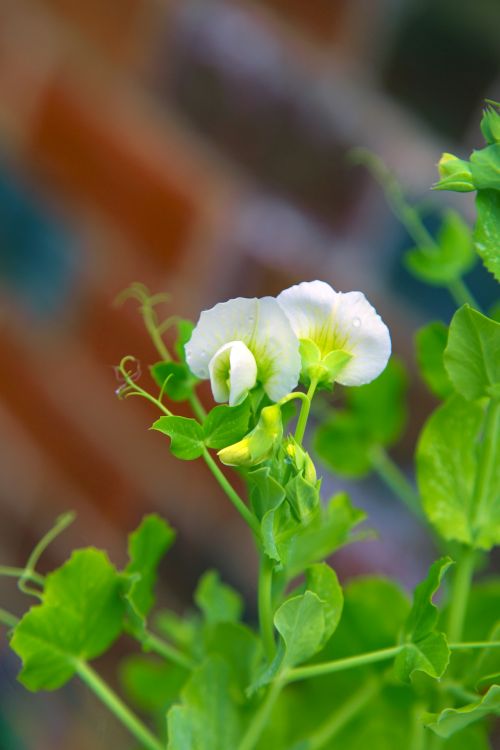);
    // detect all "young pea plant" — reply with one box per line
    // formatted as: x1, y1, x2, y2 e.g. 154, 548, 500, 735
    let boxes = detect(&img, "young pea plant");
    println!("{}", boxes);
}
1, 105, 500, 750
